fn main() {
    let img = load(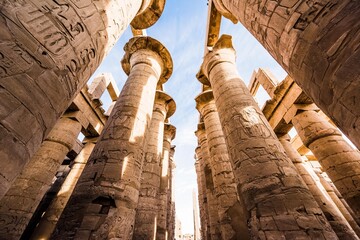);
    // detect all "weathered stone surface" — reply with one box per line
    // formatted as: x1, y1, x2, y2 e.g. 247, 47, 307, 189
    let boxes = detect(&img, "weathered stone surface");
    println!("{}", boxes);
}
52, 36, 172, 239
0, 116, 82, 240
291, 109, 360, 225
199, 35, 336, 238
0, 0, 166, 199
196, 89, 249, 240
279, 134, 359, 240
212, 0, 360, 150
133, 91, 175, 240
